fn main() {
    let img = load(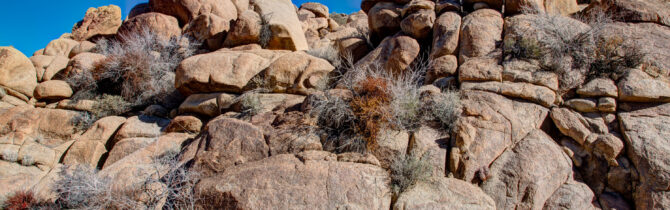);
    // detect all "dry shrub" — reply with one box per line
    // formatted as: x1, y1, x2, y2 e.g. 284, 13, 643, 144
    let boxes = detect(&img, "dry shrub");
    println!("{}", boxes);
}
2, 191, 56, 210
67, 26, 198, 108
258, 14, 273, 48
350, 76, 392, 151
588, 35, 645, 80
390, 153, 433, 195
